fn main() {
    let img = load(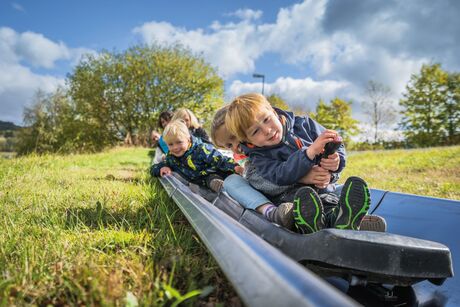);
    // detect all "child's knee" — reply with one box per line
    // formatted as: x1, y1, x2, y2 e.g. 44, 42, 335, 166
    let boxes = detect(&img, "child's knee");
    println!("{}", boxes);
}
223, 173, 243, 190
